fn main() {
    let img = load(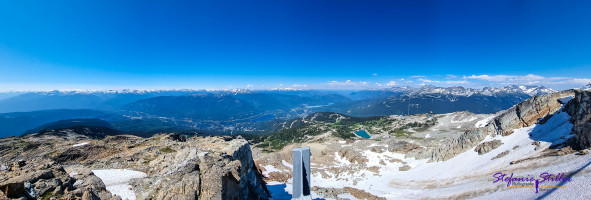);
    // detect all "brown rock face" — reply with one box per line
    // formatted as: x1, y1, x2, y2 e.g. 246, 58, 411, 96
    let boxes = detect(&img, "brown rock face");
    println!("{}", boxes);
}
565, 90, 591, 149
491, 150, 510, 160
474, 140, 503, 155
399, 165, 411, 171
338, 148, 368, 164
